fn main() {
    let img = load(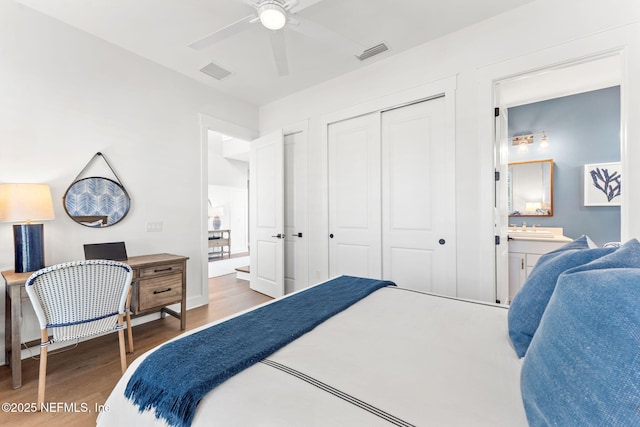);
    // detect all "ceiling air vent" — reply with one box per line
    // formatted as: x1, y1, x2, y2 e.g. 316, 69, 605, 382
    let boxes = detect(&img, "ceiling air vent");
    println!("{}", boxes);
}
357, 43, 389, 61
200, 62, 232, 80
